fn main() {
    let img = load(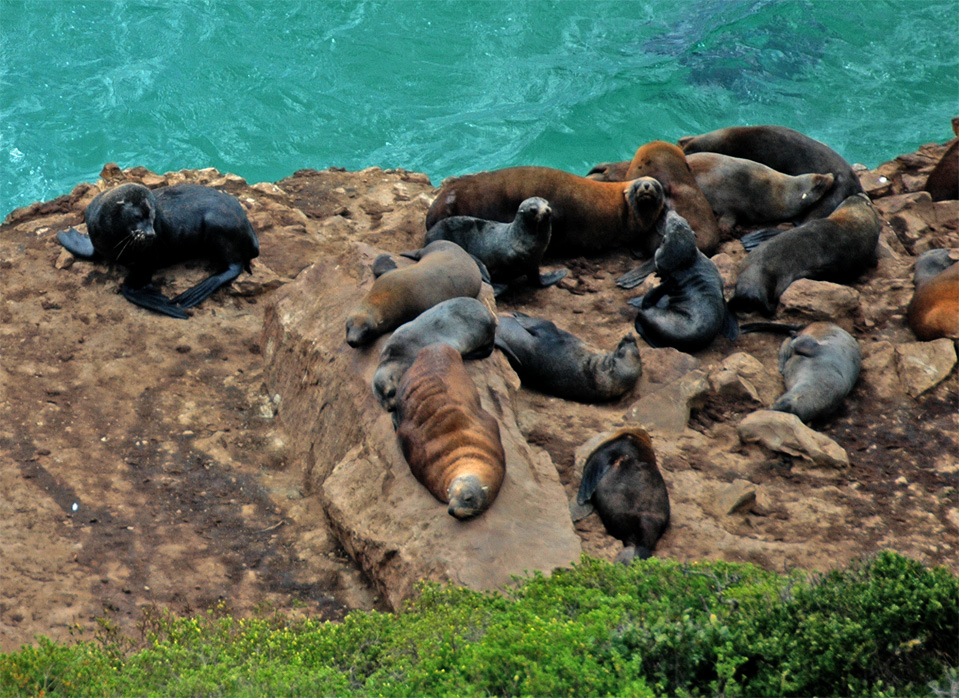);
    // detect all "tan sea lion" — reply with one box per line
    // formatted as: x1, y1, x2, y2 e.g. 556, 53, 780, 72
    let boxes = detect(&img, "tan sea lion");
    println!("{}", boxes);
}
574, 427, 670, 564
623, 140, 720, 254
425, 166, 666, 258
345, 240, 483, 347
907, 248, 959, 341
394, 343, 506, 520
